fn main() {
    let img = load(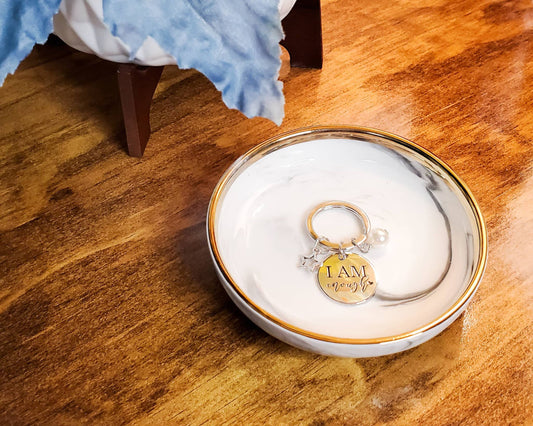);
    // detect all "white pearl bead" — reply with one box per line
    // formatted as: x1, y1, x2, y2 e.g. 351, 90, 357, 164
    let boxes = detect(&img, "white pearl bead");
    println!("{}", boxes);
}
370, 228, 389, 246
